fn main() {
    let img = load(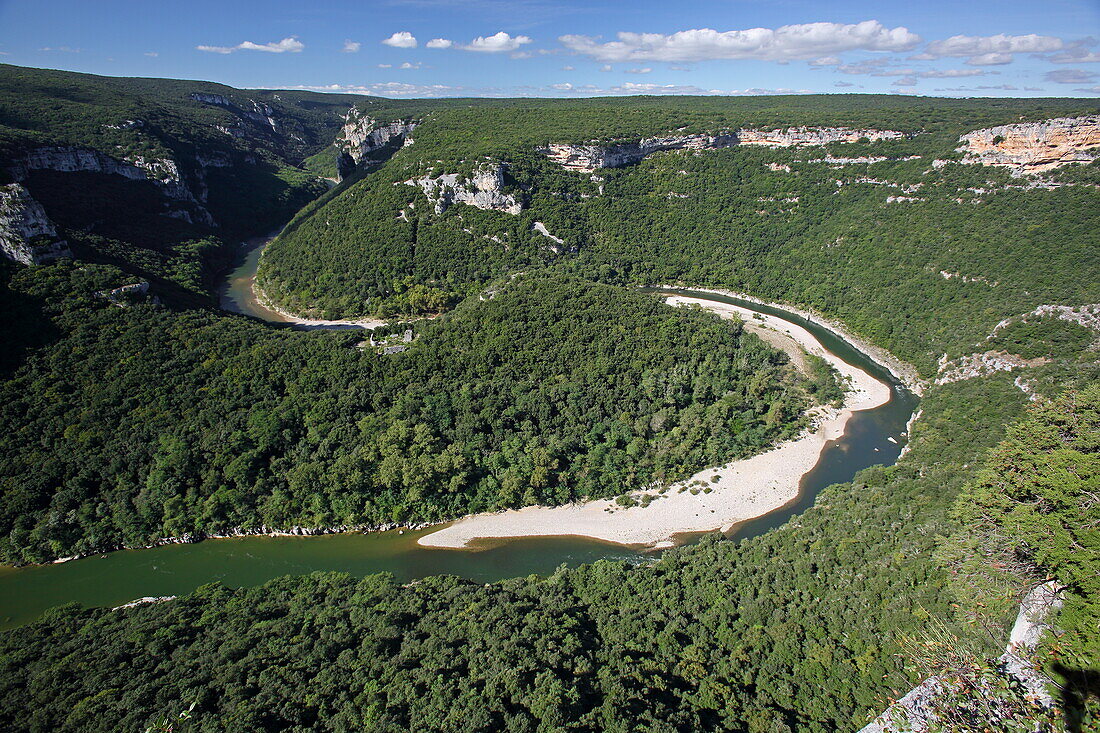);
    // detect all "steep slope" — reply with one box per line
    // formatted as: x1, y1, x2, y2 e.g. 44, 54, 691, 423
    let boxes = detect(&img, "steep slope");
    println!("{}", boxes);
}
0, 64, 367, 297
